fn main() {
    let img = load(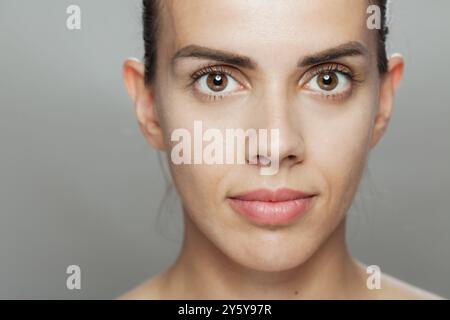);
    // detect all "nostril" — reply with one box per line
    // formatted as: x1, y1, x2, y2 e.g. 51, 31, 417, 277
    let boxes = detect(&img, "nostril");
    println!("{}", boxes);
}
257, 155, 271, 166
287, 155, 297, 161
